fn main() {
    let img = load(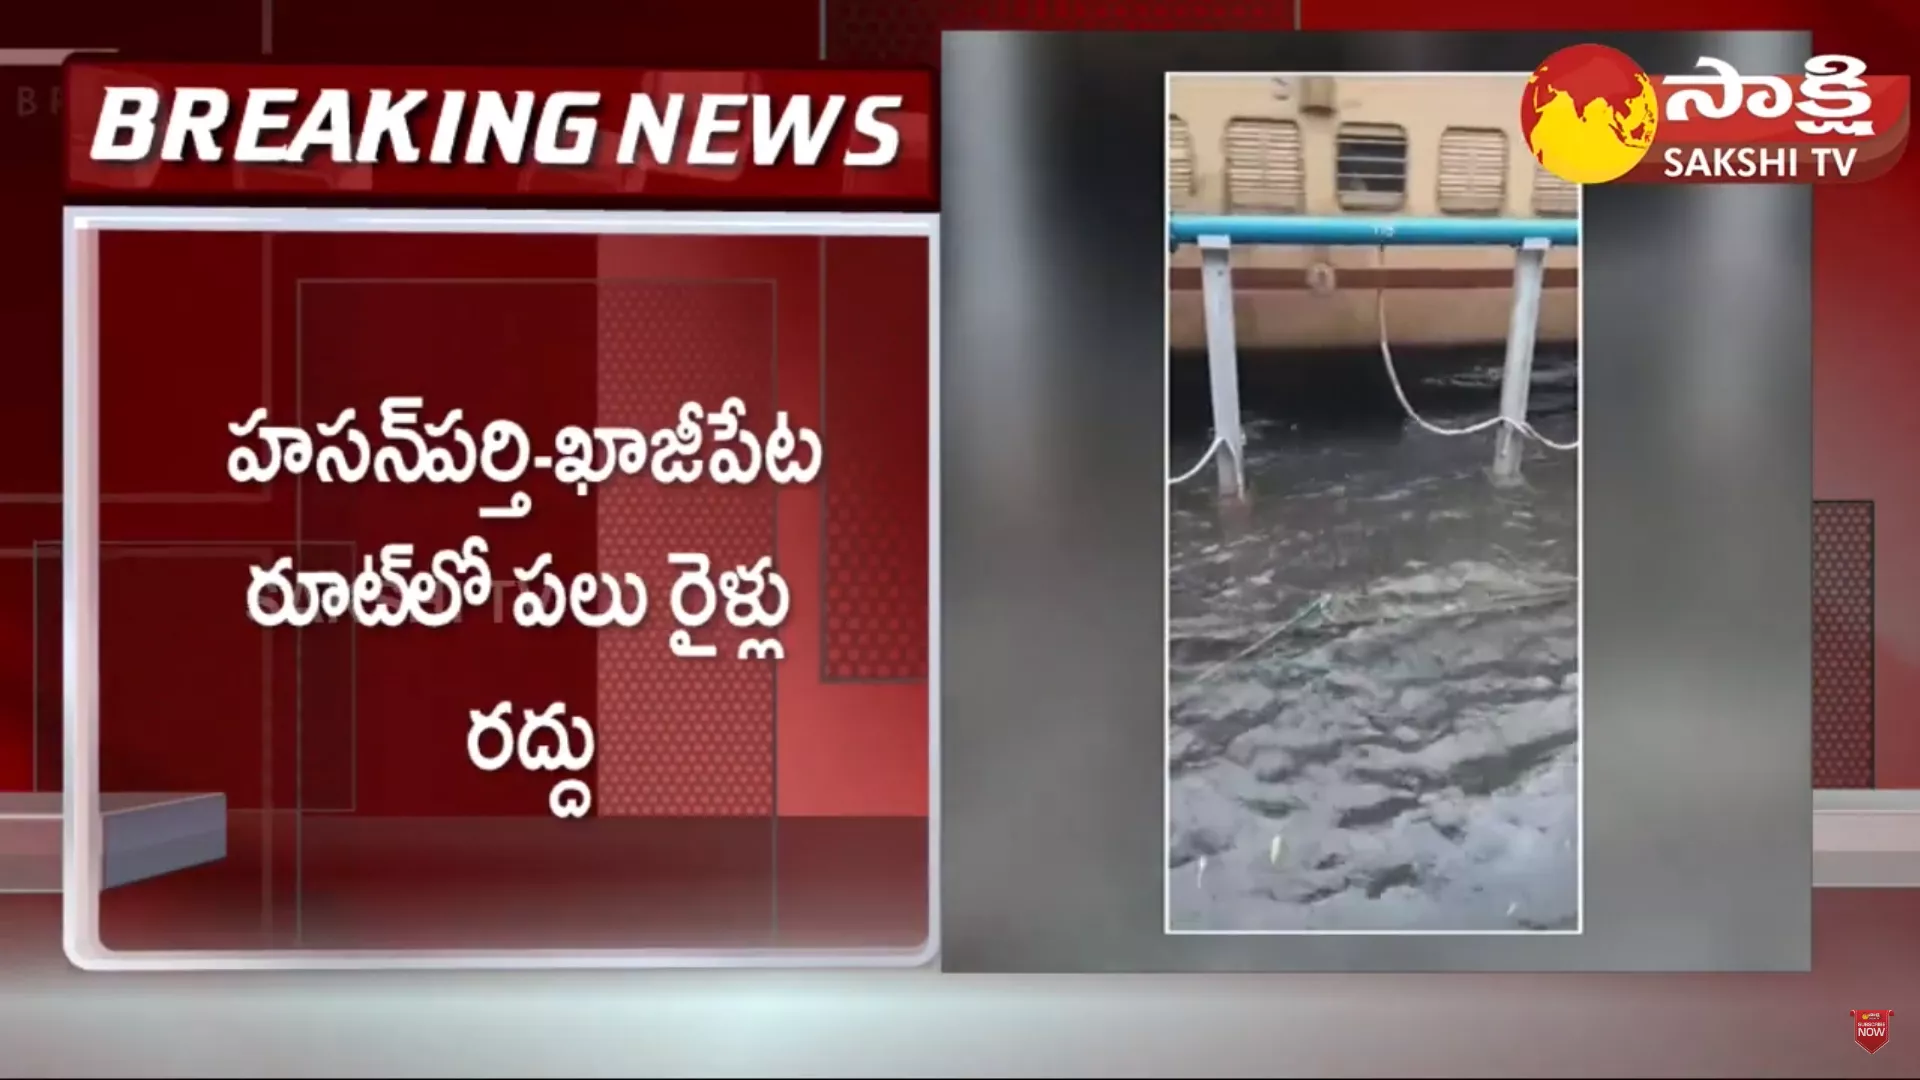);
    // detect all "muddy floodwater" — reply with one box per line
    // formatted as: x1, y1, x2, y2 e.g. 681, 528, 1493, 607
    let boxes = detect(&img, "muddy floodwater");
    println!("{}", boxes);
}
1167, 355, 1579, 932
